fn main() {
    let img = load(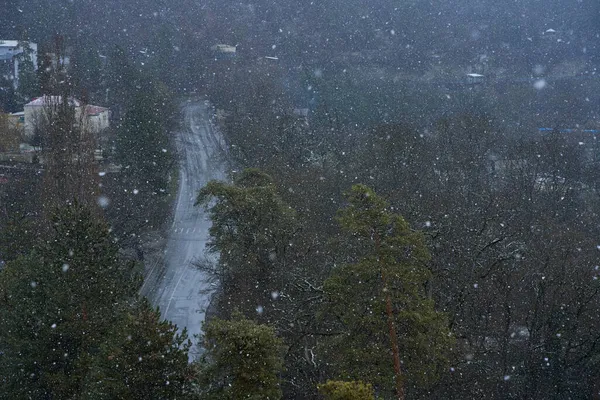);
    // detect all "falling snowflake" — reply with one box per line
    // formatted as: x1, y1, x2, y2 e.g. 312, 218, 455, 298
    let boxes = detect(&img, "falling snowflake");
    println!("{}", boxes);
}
533, 79, 547, 90
97, 196, 110, 208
